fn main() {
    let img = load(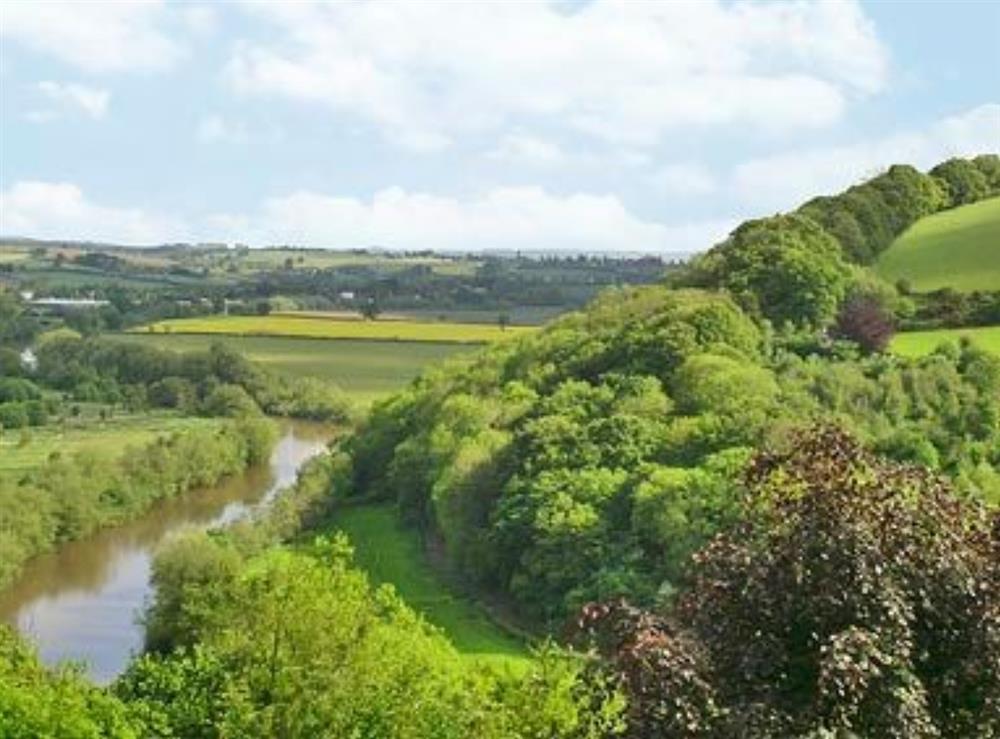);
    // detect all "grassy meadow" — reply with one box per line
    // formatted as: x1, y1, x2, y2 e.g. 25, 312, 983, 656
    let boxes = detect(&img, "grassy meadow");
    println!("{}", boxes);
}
136, 313, 536, 344
329, 504, 528, 669
891, 325, 1000, 357
115, 333, 474, 403
0, 414, 221, 475
876, 196, 1000, 292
